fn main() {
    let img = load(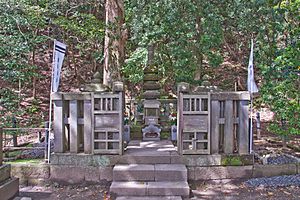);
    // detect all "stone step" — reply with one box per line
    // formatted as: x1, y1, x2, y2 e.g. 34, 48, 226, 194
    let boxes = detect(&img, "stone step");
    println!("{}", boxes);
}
118, 153, 182, 164
155, 164, 187, 181
113, 164, 154, 181
116, 196, 182, 200
113, 164, 187, 181
110, 181, 189, 197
